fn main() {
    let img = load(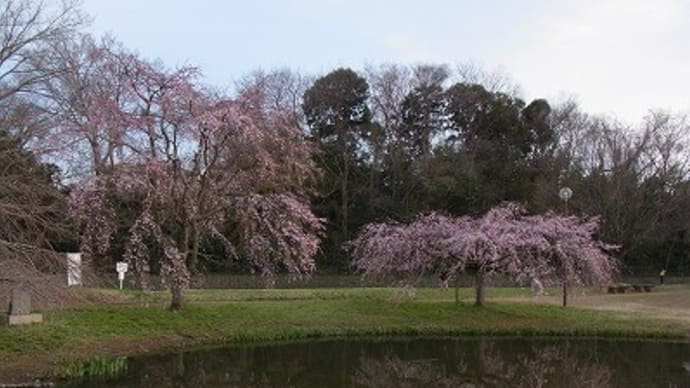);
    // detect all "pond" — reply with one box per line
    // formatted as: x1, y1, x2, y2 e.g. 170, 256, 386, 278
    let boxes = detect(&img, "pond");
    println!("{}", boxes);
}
63, 337, 690, 387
